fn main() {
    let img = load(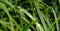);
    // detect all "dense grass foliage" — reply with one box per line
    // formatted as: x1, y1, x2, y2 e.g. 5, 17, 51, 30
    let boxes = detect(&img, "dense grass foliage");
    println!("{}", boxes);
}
0, 0, 60, 31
